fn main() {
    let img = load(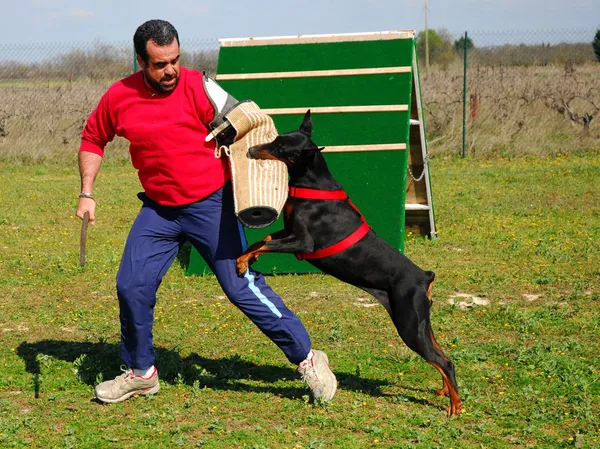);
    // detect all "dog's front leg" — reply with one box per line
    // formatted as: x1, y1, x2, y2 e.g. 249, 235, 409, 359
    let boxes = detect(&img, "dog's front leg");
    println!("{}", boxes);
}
236, 230, 287, 274
236, 231, 314, 275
